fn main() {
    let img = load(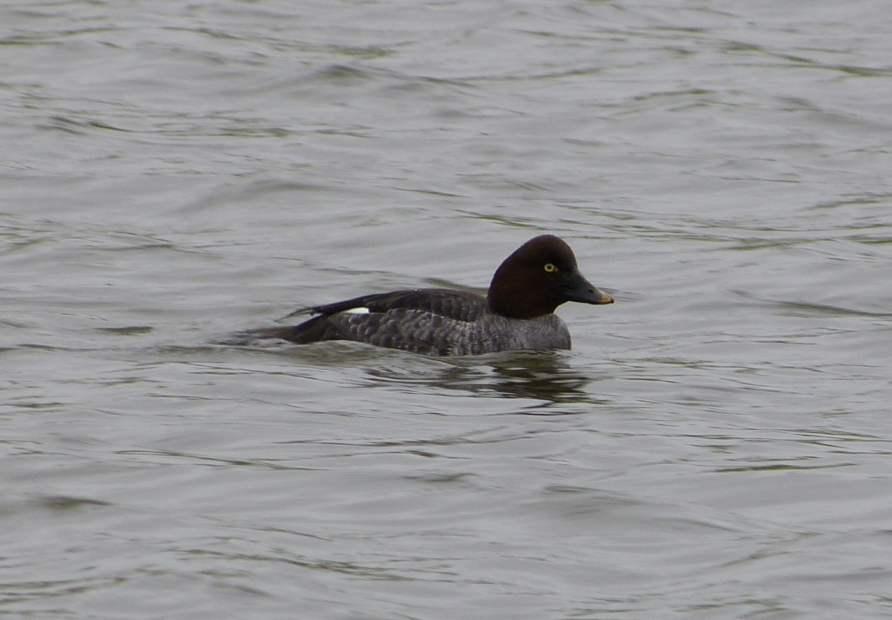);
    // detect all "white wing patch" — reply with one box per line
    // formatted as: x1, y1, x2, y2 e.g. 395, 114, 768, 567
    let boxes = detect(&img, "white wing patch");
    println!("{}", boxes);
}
344, 307, 371, 315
